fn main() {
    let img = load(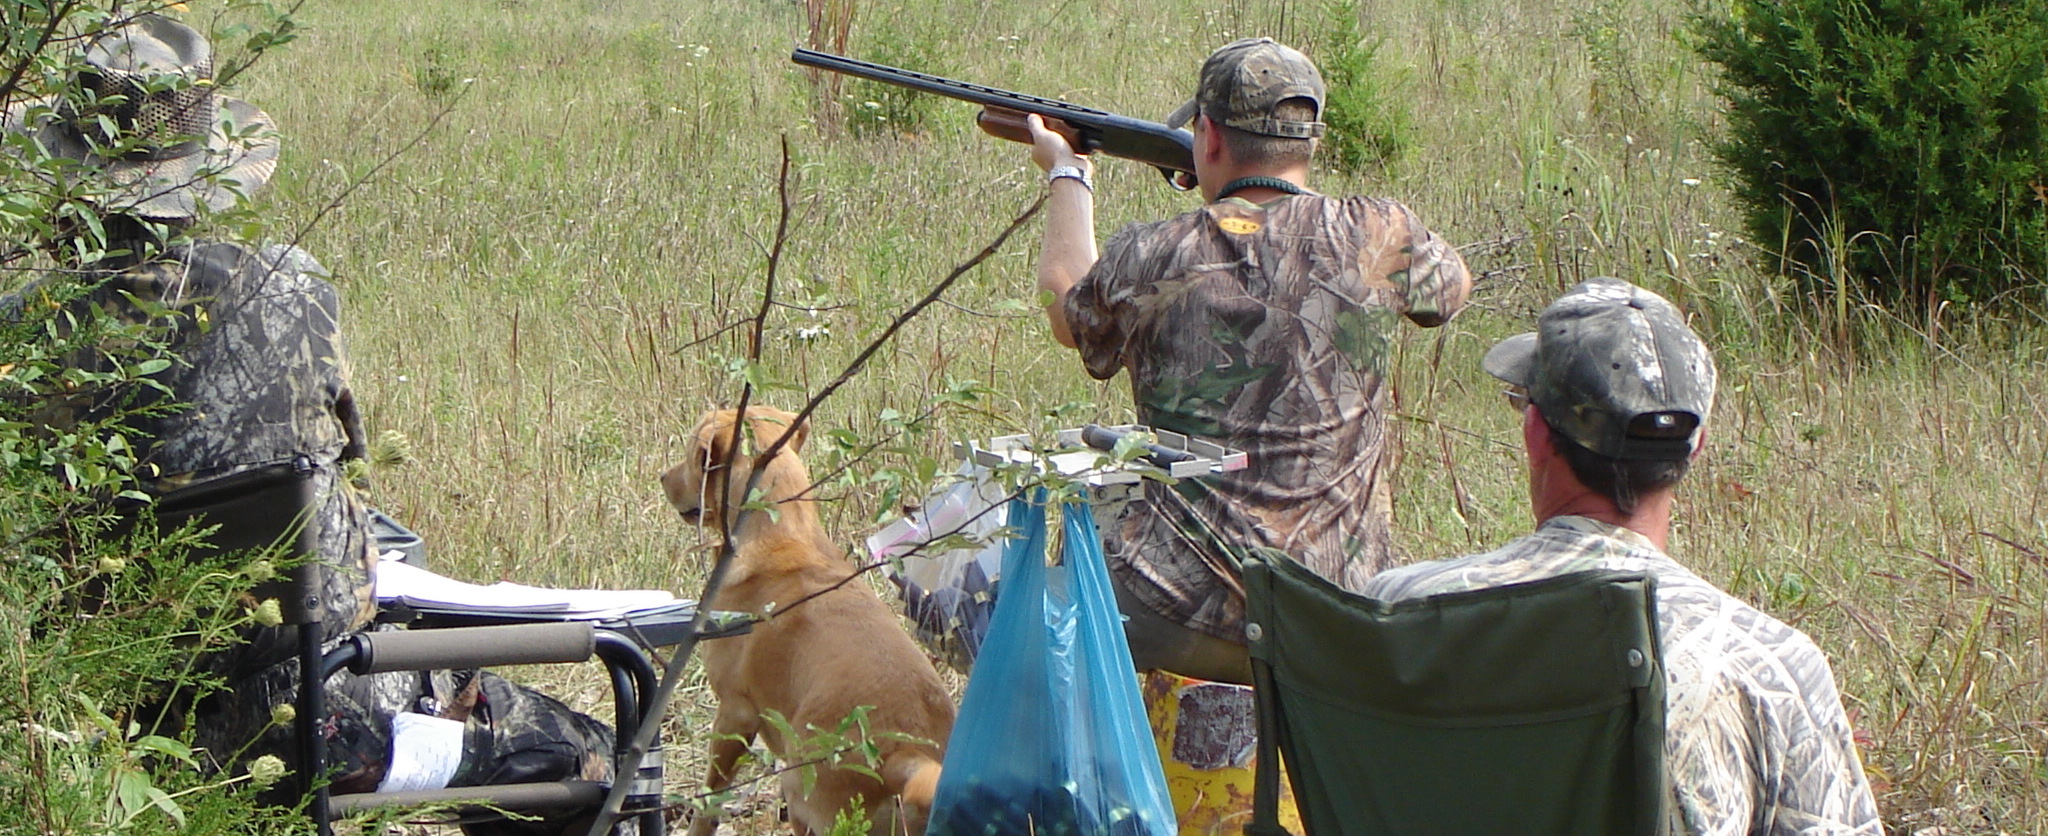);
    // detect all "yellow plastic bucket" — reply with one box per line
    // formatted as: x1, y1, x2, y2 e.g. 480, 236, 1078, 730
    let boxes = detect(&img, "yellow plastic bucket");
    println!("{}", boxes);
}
1141, 670, 1301, 835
